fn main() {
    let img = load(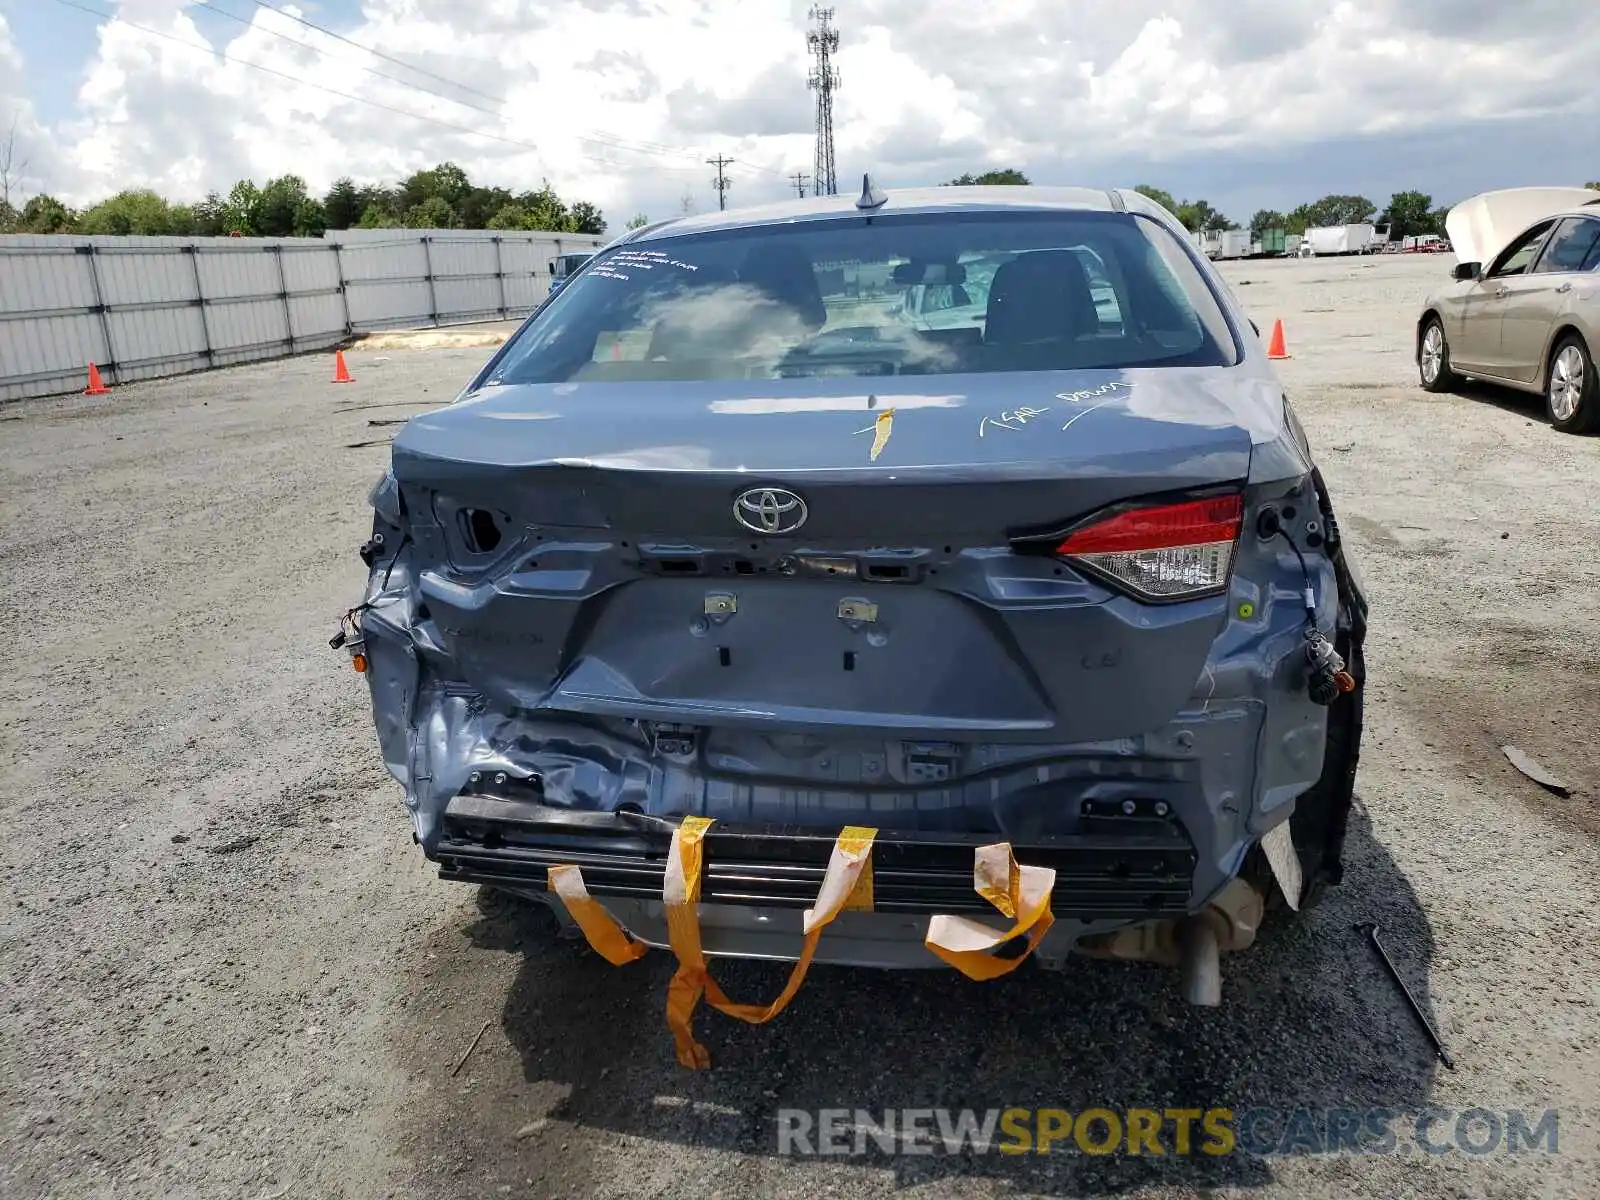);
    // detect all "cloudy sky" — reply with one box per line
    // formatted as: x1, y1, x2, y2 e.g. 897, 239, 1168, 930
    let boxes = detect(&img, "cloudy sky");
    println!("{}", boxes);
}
1, 0, 1597, 229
